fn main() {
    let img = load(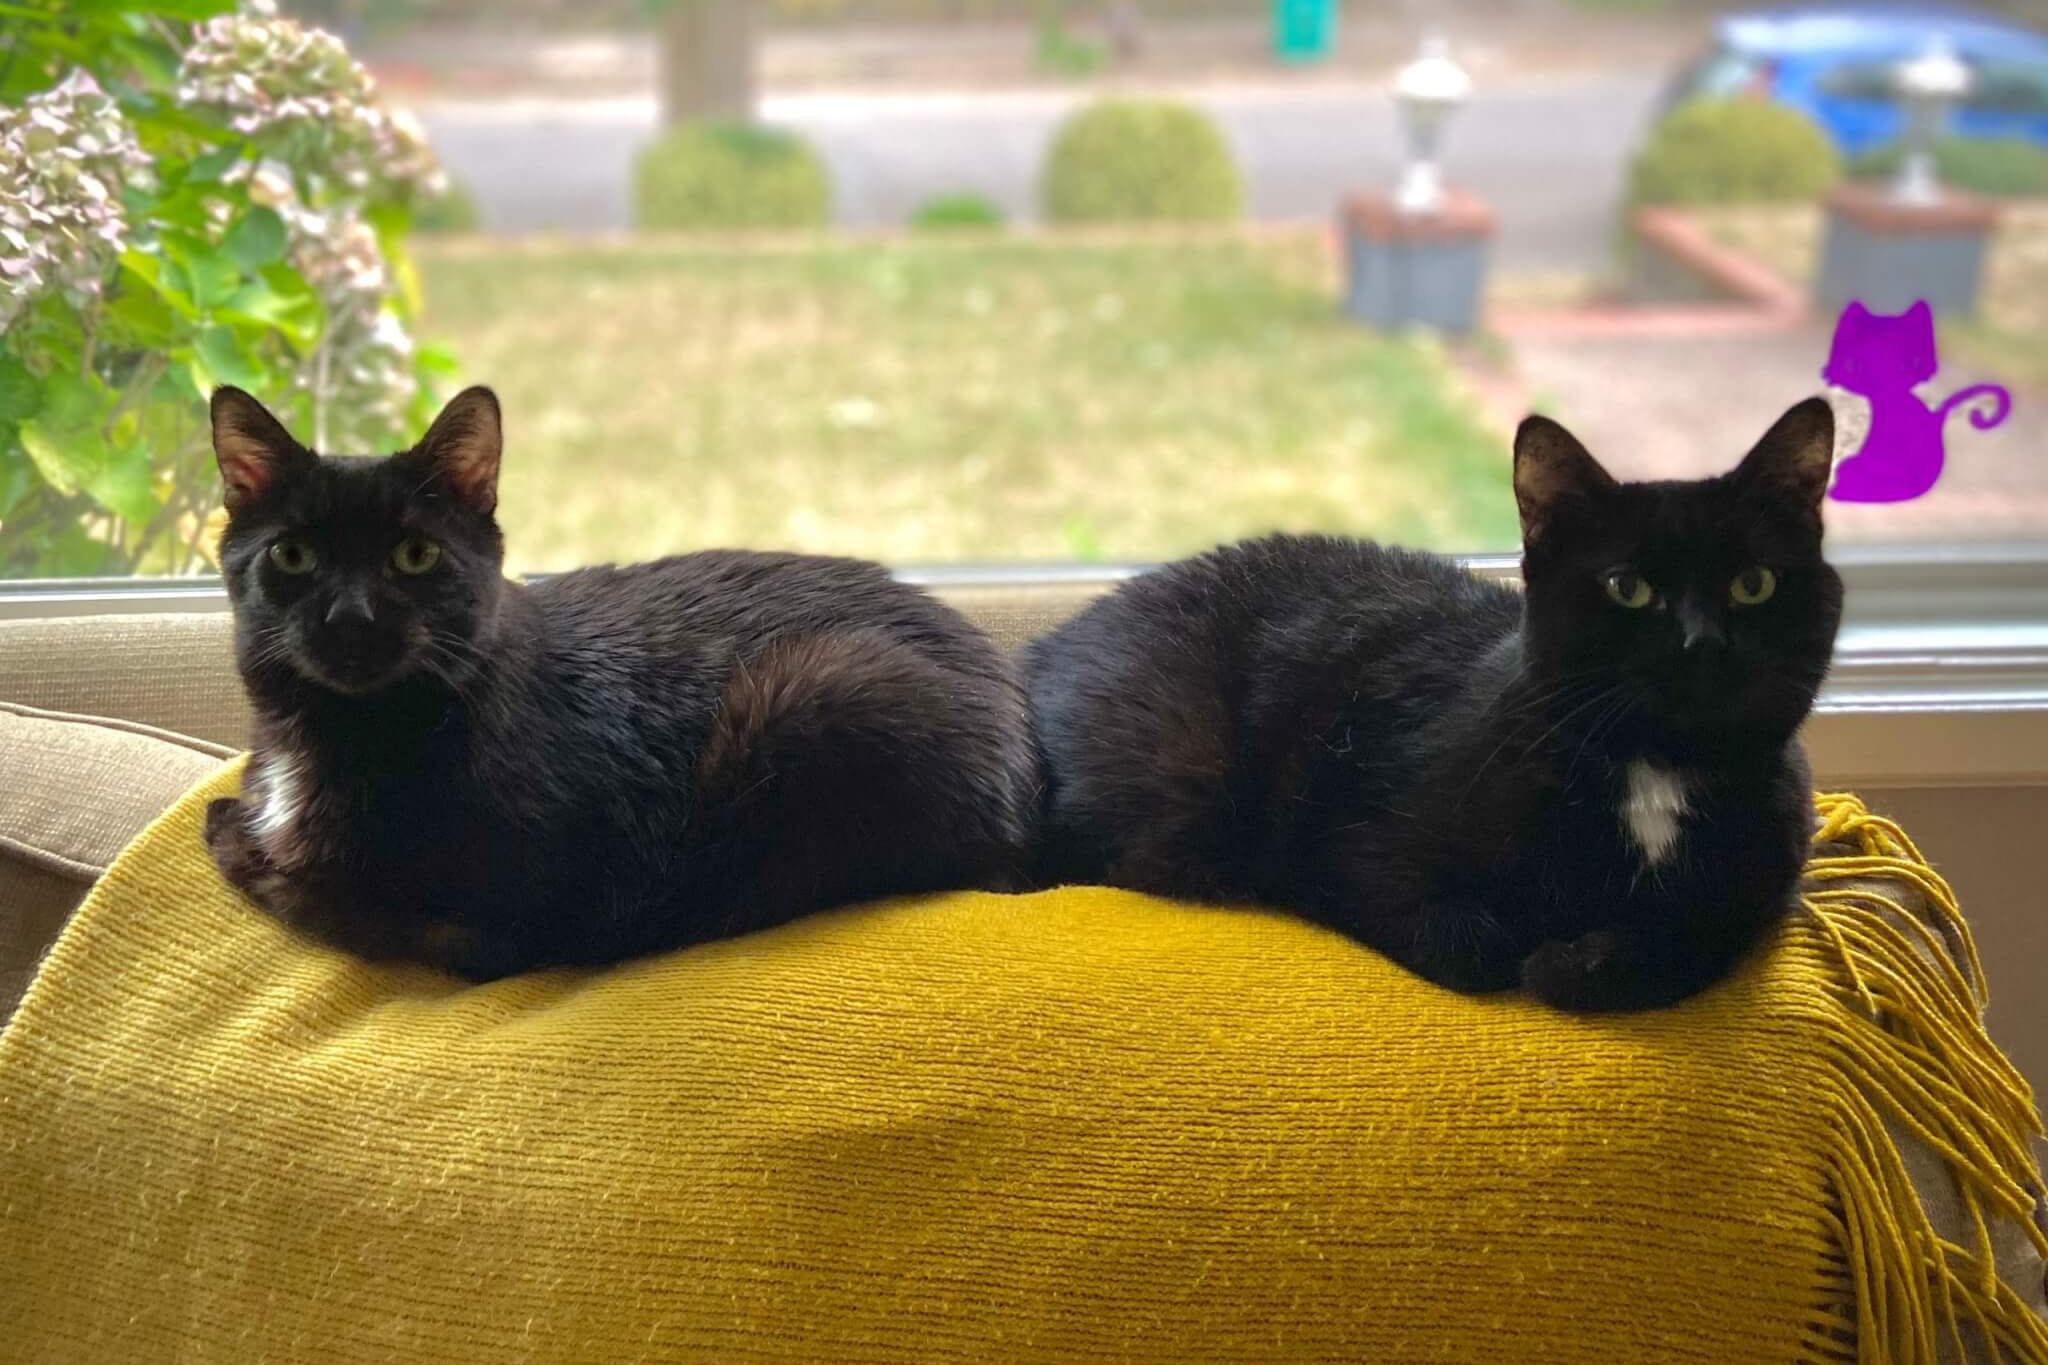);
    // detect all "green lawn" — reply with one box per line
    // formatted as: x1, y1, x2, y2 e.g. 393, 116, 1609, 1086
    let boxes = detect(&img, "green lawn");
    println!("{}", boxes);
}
414, 232, 1518, 573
